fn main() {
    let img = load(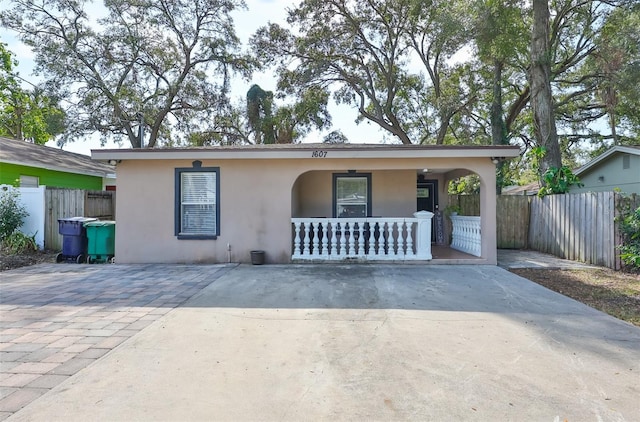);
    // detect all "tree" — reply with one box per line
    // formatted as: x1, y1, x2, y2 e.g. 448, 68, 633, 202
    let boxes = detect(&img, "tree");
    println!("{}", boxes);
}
0, 42, 64, 143
273, 86, 332, 143
246, 84, 276, 144
1, 0, 255, 148
590, 3, 640, 144
530, 0, 561, 176
473, 0, 529, 191
245, 84, 331, 144
323, 130, 348, 143
405, 0, 476, 144
251, 0, 414, 144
